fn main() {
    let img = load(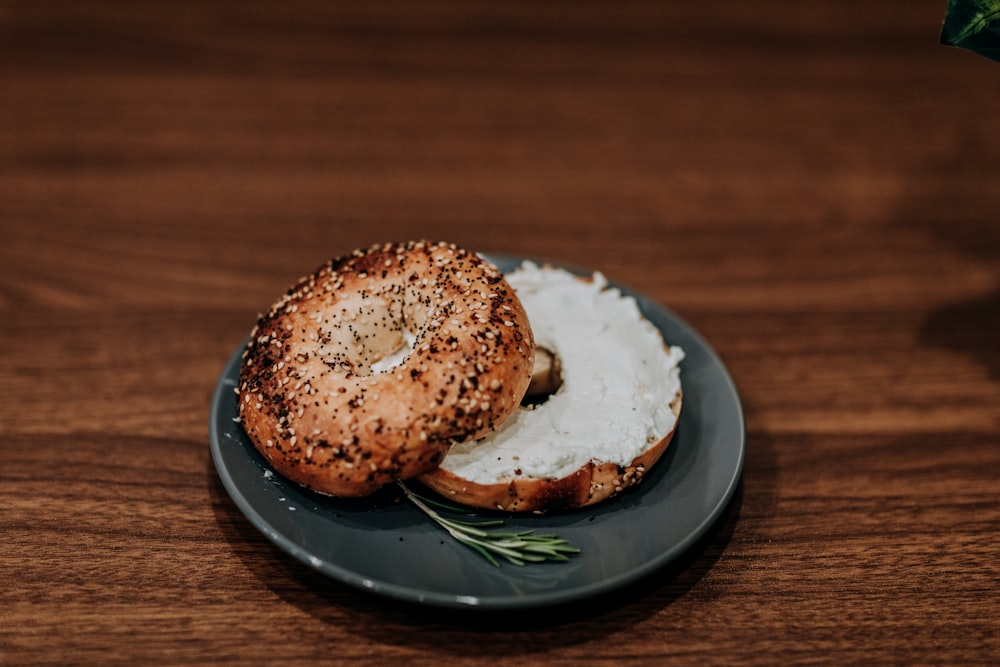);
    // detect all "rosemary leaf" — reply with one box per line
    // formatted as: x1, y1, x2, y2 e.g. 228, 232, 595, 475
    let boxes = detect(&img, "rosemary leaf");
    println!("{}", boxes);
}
398, 481, 582, 567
